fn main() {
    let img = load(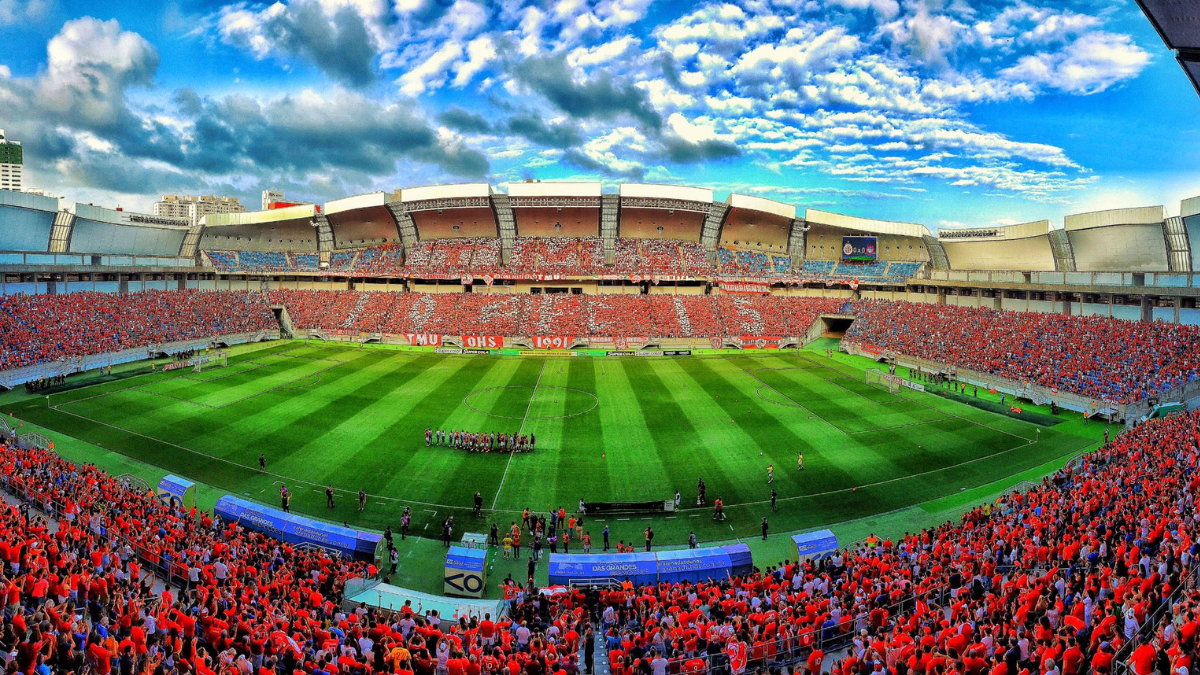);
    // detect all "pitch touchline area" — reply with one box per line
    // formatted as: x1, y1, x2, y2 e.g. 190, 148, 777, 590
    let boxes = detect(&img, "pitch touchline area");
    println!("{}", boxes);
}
53, 351, 349, 412
706, 438, 1094, 509
794, 353, 1039, 443
491, 359, 547, 509
37, 394, 1087, 515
